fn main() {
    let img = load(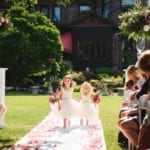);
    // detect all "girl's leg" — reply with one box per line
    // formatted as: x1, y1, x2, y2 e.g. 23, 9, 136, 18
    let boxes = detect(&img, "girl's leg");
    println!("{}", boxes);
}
80, 118, 83, 125
120, 118, 139, 147
86, 119, 89, 126
63, 118, 67, 128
